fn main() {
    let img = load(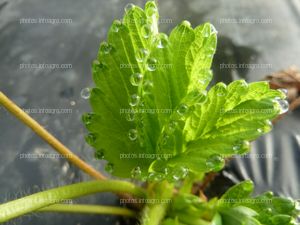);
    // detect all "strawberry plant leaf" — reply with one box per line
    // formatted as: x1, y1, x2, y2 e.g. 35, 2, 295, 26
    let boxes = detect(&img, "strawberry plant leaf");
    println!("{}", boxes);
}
83, 1, 285, 180
217, 180, 298, 225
